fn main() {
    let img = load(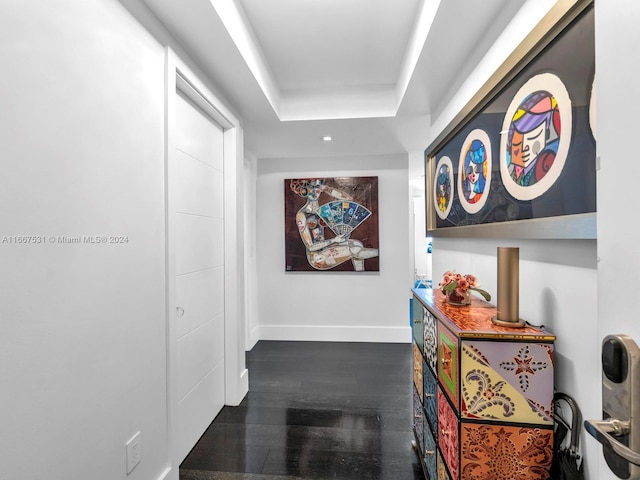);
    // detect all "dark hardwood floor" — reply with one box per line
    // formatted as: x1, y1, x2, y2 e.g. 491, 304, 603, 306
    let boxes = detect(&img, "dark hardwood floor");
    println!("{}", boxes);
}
179, 340, 424, 480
